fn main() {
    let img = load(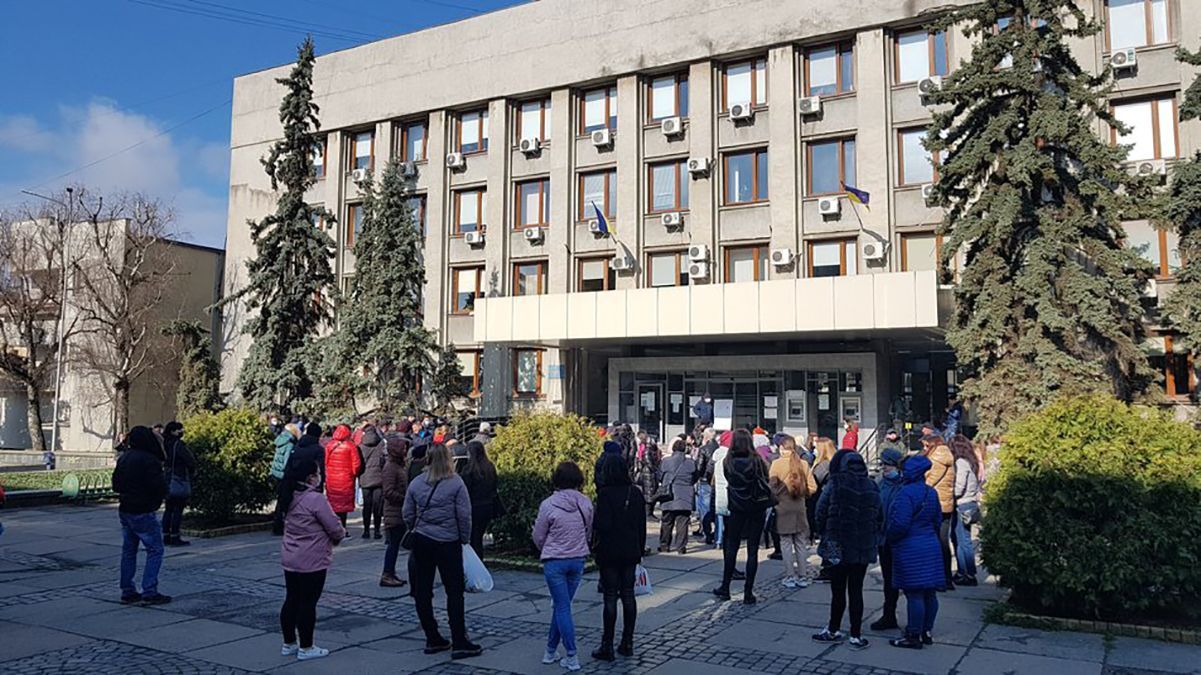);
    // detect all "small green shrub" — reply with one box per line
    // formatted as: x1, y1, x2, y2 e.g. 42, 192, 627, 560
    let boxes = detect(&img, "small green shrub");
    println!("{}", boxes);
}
184, 407, 275, 521
0, 469, 110, 491
982, 395, 1201, 621
488, 410, 603, 552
